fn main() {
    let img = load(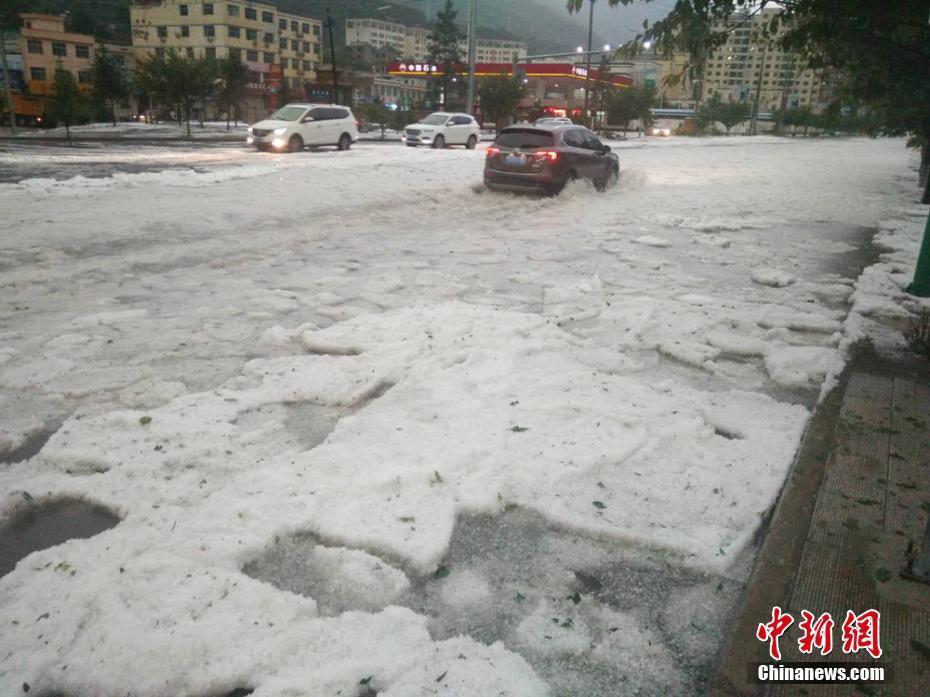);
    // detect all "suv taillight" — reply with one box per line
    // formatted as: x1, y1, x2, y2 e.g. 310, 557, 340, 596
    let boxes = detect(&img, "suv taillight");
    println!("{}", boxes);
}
486, 146, 500, 158
532, 150, 560, 163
